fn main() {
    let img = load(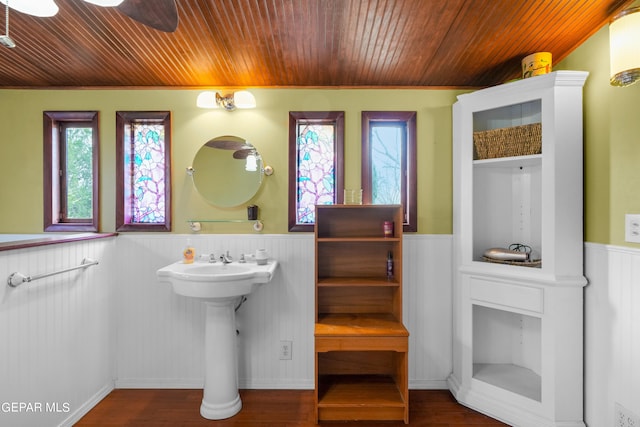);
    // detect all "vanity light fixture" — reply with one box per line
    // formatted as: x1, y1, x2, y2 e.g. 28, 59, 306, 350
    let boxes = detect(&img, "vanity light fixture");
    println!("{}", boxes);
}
610, 6, 640, 87
196, 90, 256, 111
